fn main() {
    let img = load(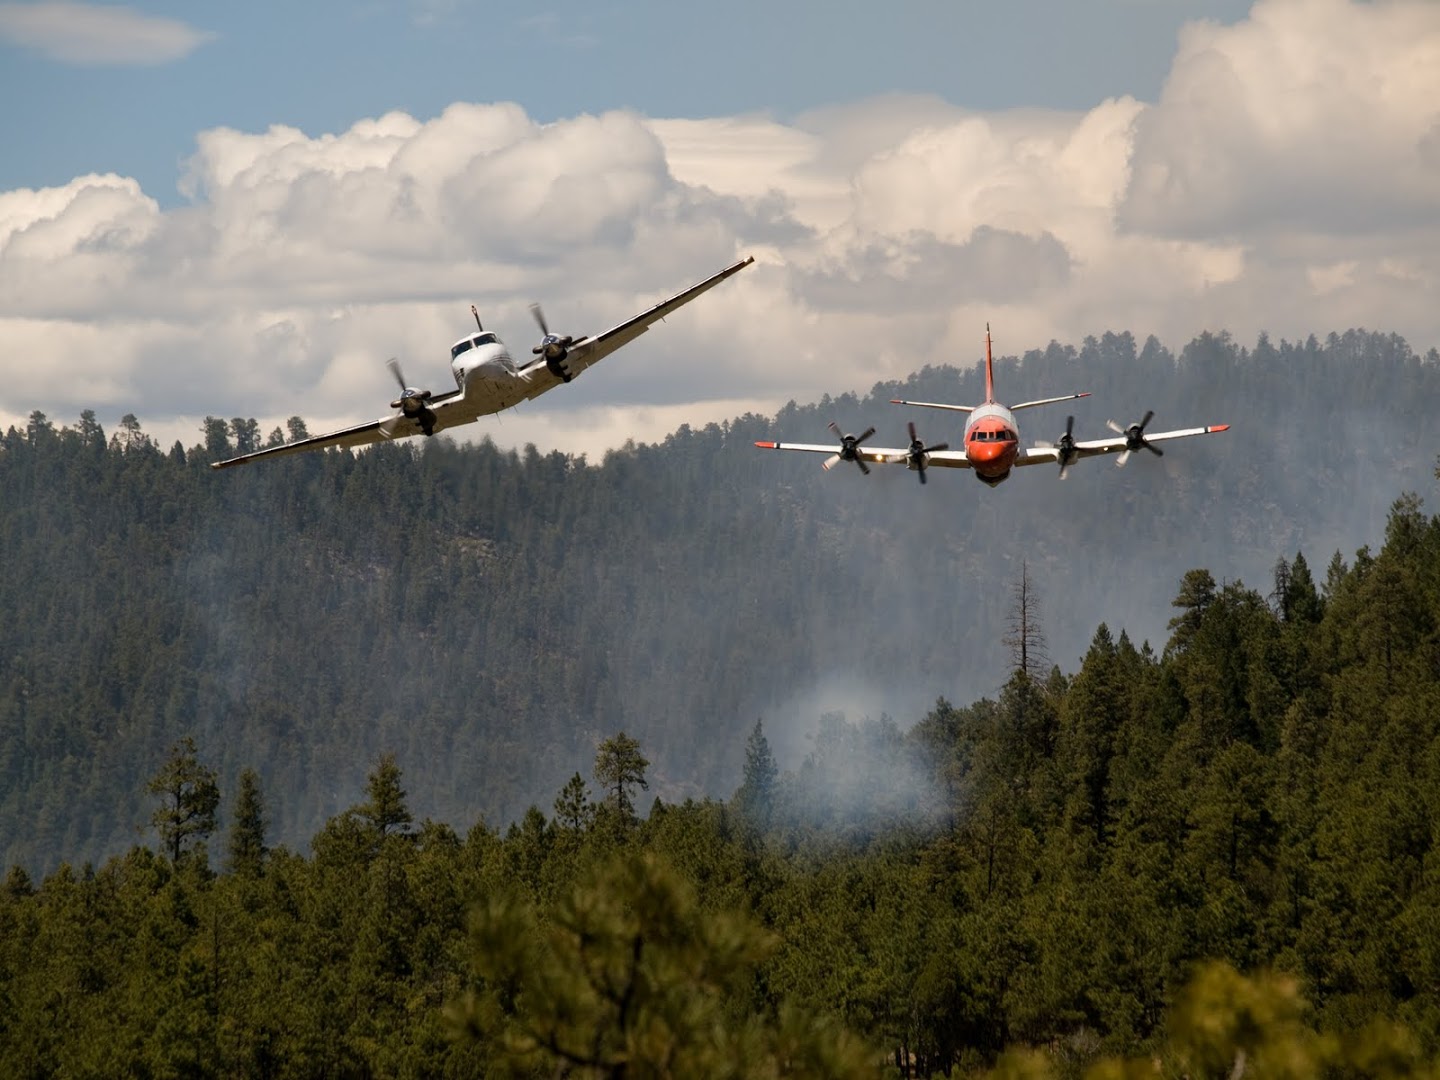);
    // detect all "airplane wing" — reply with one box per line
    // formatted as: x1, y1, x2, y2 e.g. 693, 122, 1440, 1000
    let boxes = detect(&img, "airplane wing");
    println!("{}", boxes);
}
754, 441, 975, 471
1070, 423, 1230, 461
209, 389, 473, 470
522, 256, 755, 393
1023, 421, 1230, 472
